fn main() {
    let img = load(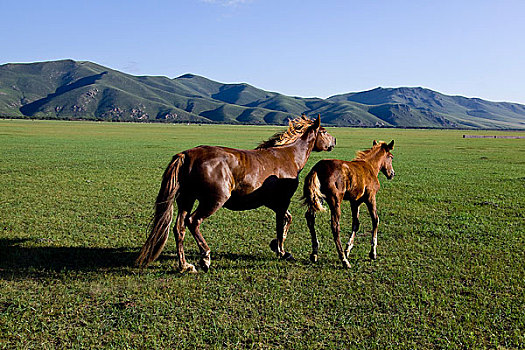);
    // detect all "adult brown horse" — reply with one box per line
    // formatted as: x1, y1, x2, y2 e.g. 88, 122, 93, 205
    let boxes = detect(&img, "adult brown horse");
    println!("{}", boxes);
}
136, 115, 336, 273
302, 140, 394, 269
